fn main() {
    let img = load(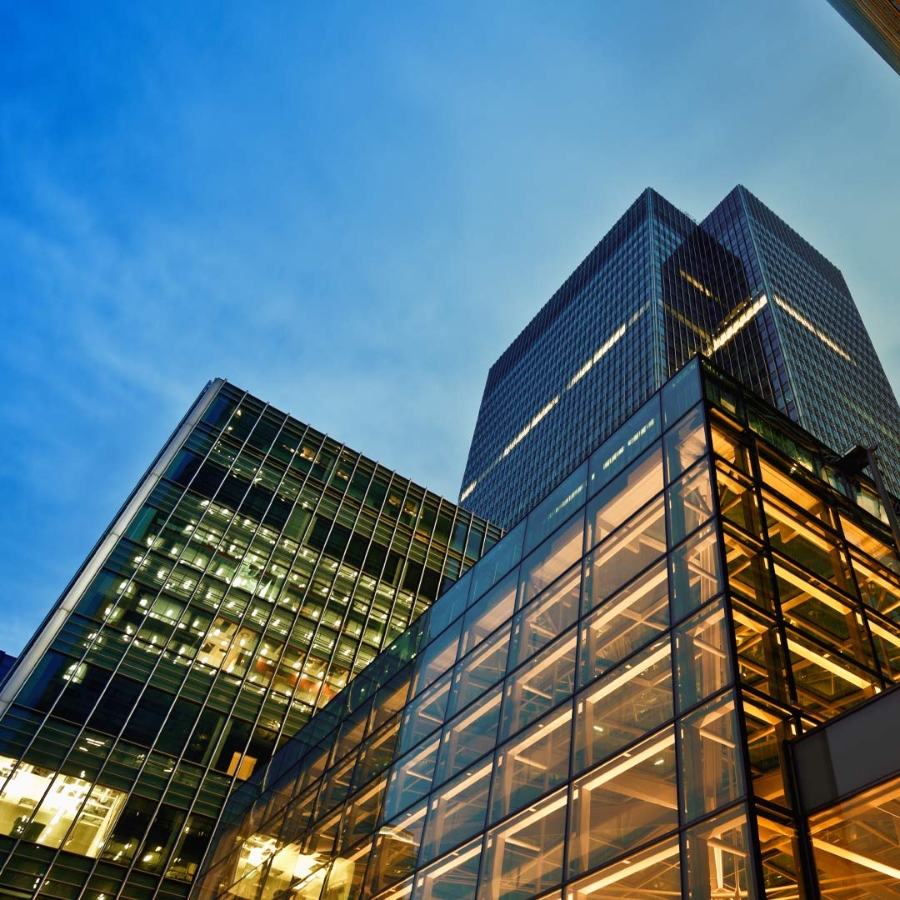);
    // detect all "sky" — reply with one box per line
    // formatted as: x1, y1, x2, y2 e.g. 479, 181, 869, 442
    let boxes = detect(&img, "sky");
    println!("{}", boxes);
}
1, 1, 898, 655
